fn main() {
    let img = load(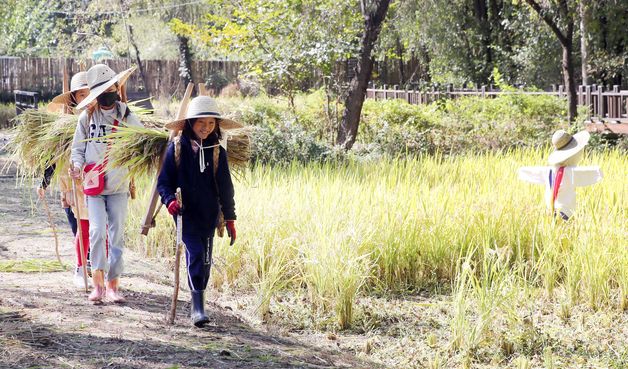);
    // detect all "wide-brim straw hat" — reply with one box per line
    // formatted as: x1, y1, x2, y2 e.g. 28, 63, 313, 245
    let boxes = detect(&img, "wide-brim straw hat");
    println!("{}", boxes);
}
548, 130, 590, 165
165, 95, 243, 131
76, 64, 136, 110
50, 71, 89, 107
